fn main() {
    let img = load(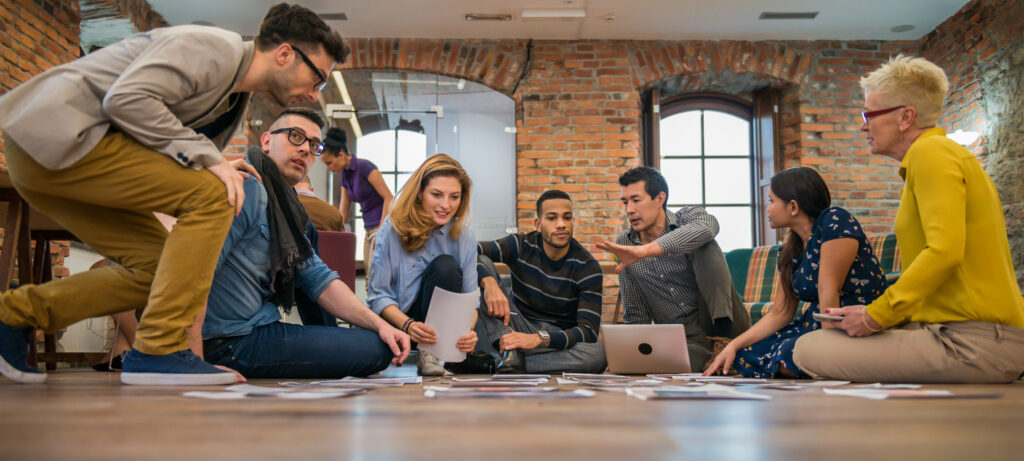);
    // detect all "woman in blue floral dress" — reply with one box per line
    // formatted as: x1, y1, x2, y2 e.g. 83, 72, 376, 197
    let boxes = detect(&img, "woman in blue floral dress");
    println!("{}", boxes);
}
704, 167, 887, 378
